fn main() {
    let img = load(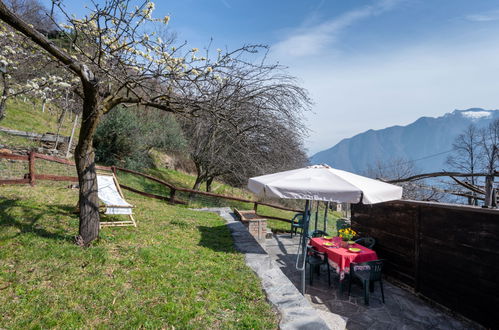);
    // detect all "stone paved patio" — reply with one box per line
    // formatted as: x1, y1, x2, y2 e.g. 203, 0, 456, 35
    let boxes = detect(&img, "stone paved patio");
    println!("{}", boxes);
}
265, 234, 482, 330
